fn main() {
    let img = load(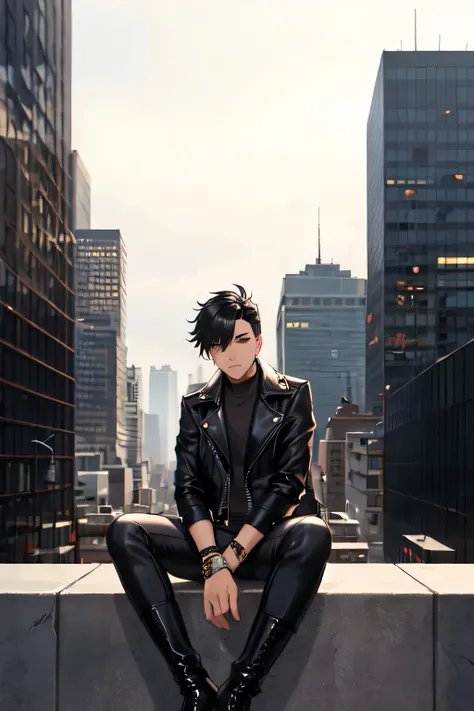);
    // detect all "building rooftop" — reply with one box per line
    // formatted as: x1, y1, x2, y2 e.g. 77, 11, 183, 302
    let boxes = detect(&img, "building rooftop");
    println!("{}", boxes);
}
403, 535, 456, 553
